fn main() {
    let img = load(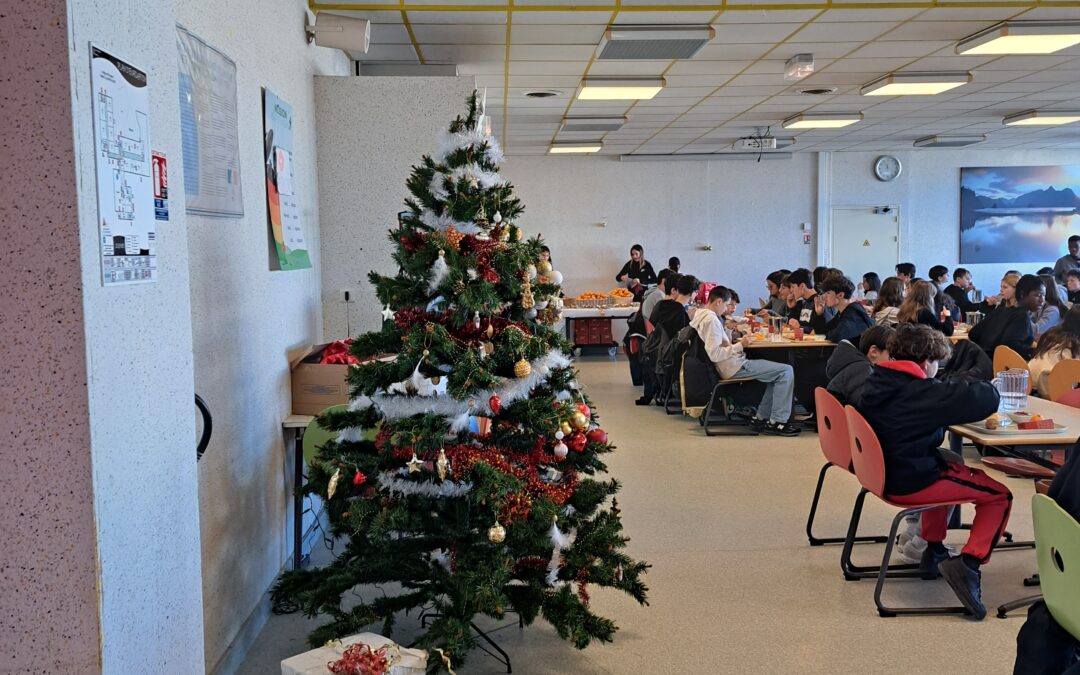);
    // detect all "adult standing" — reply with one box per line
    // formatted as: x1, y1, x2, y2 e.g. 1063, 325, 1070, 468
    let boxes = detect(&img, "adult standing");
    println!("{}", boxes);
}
1052, 234, 1080, 286
615, 244, 658, 287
